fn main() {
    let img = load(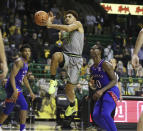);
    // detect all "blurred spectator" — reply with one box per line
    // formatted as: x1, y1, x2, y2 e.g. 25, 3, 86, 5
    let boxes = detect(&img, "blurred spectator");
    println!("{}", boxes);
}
80, 58, 89, 77
51, 3, 59, 16
116, 61, 126, 77
127, 61, 134, 77
122, 47, 131, 67
135, 64, 143, 77
114, 44, 123, 62
29, 33, 42, 62
104, 45, 114, 61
